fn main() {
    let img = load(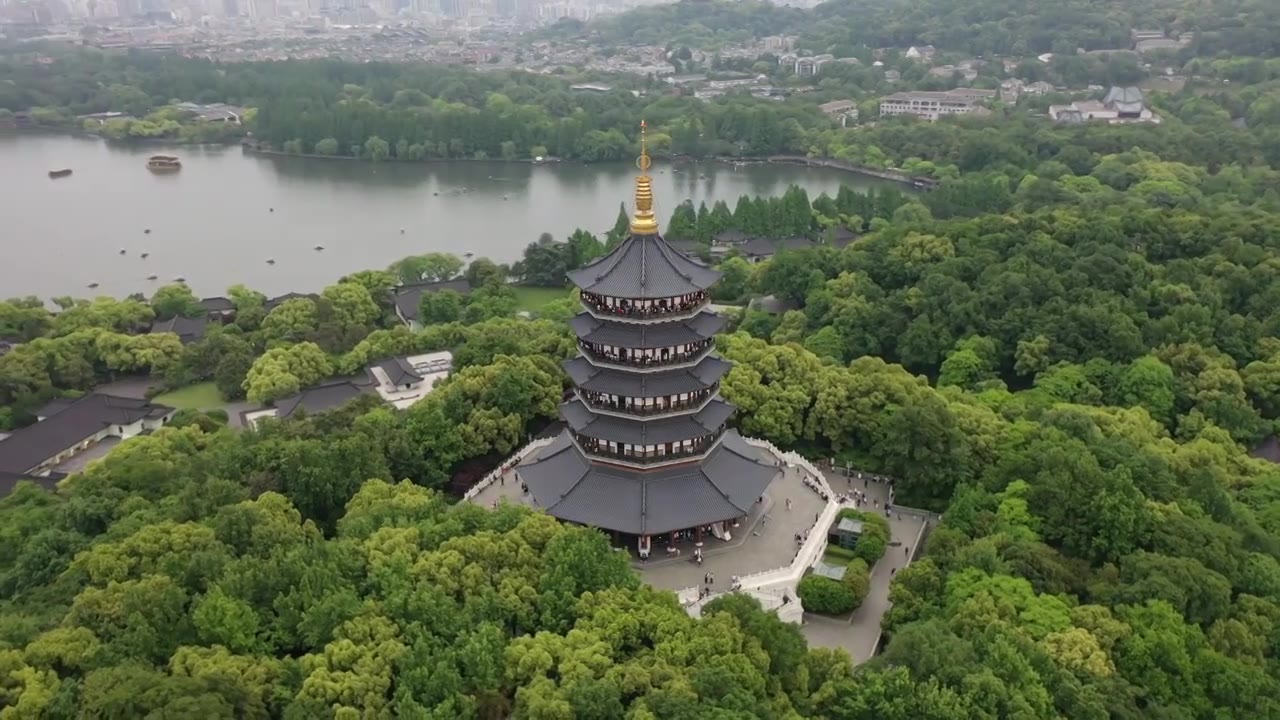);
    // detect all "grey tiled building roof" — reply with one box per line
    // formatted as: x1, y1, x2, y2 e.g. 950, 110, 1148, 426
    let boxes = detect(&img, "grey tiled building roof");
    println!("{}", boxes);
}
561, 398, 733, 445
569, 311, 725, 348
564, 356, 731, 397
568, 234, 721, 298
0, 394, 173, 475
272, 375, 377, 419
518, 431, 780, 535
